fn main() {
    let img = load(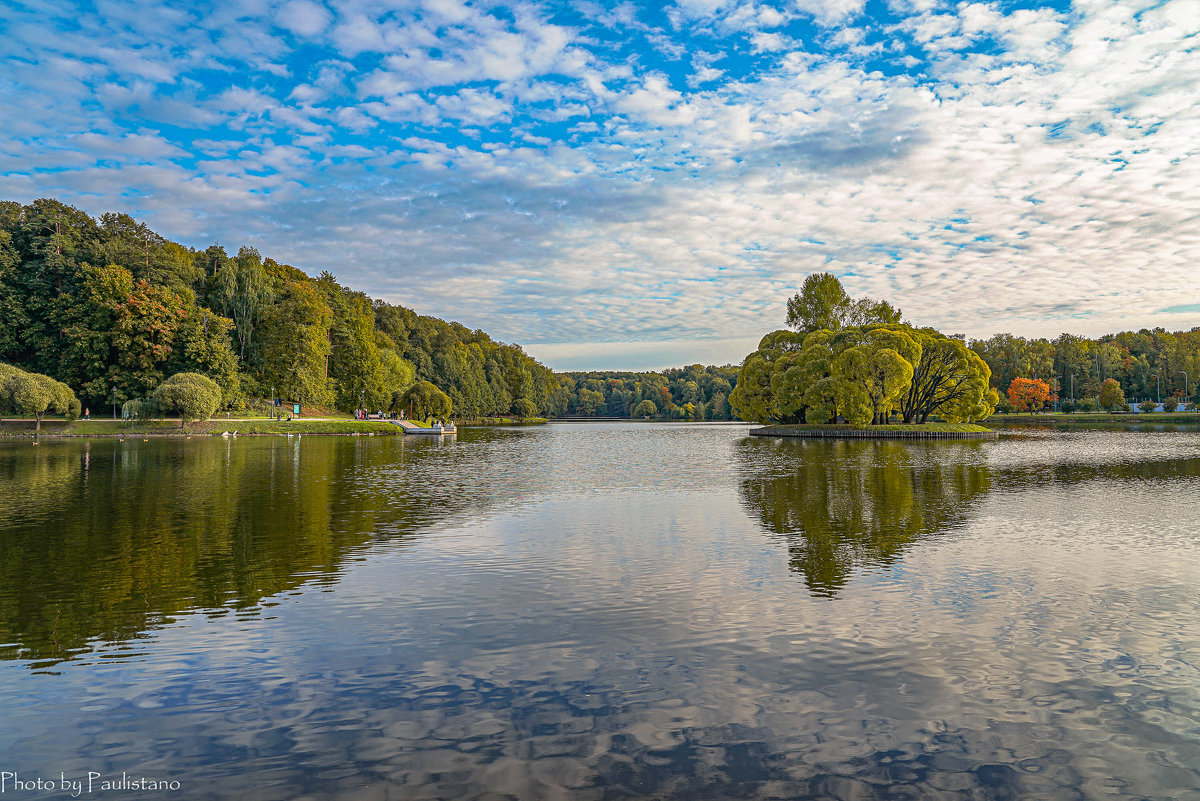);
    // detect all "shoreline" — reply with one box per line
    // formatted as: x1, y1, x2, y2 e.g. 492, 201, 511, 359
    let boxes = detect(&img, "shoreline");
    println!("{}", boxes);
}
0, 419, 408, 438
751, 423, 998, 440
